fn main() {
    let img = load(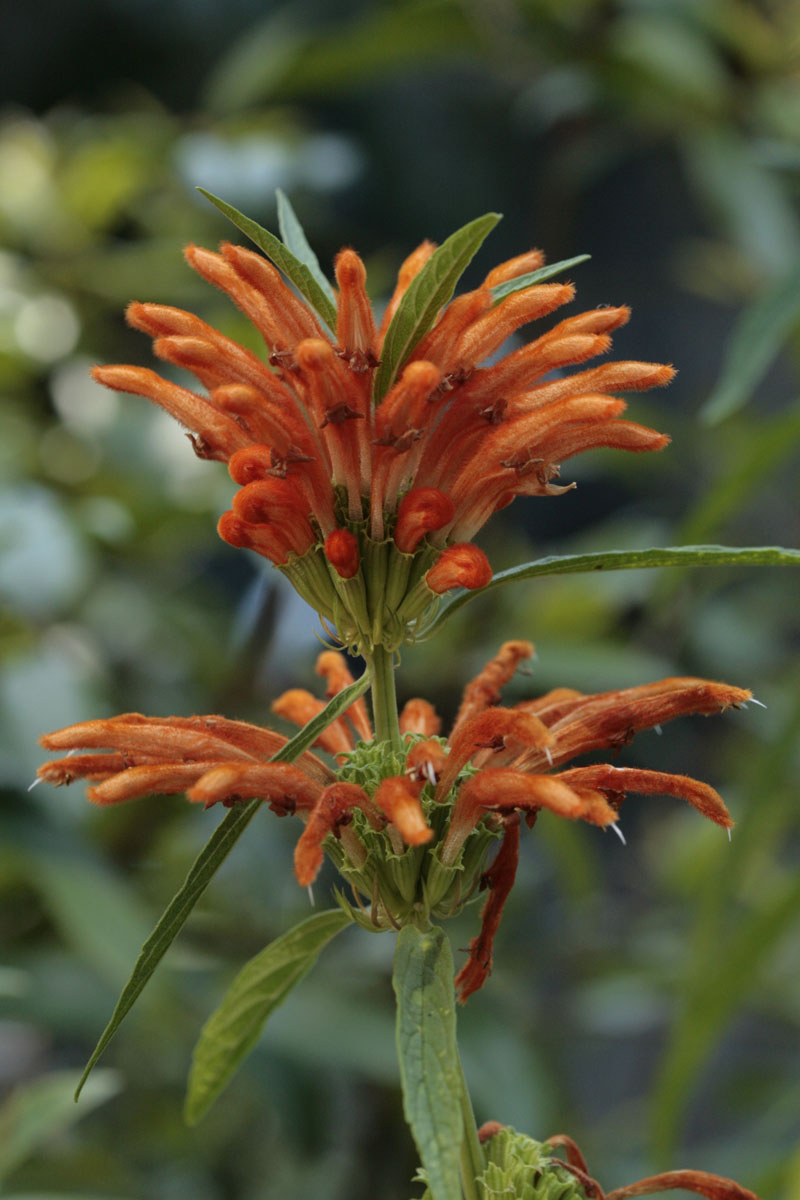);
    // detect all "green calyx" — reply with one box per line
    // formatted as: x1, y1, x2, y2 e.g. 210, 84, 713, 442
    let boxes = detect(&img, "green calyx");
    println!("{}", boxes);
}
280, 495, 442, 654
415, 1129, 590, 1200
329, 736, 500, 932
